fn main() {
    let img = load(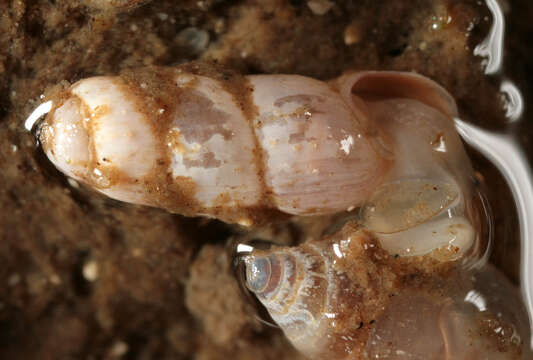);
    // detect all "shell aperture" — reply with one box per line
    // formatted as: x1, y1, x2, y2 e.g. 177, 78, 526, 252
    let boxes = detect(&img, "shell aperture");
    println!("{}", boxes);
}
244, 255, 273, 294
